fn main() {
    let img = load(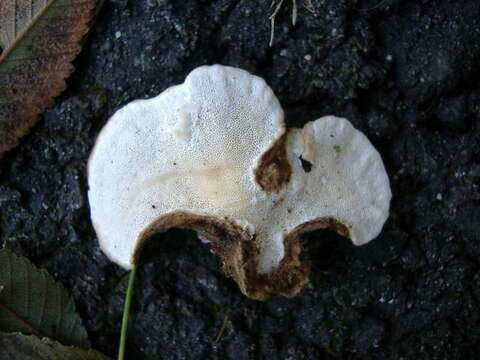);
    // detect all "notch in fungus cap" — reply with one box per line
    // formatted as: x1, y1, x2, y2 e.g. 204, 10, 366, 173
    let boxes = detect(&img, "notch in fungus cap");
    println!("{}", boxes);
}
88, 65, 392, 300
